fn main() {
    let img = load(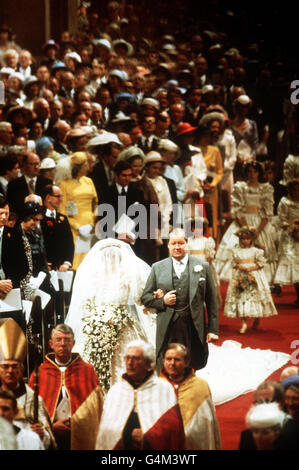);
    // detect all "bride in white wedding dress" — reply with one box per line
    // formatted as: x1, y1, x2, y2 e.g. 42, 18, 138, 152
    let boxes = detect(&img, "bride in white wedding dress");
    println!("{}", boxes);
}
65, 238, 156, 392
